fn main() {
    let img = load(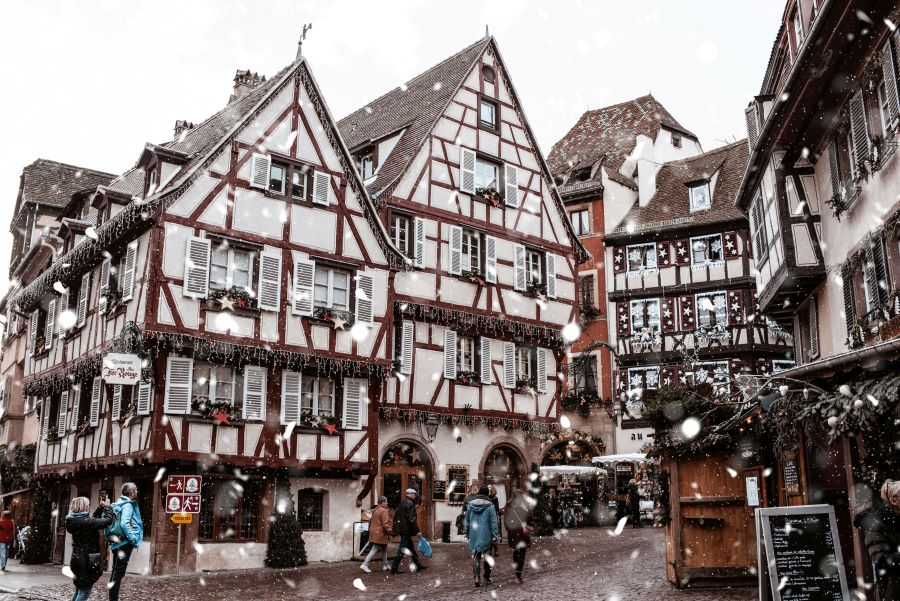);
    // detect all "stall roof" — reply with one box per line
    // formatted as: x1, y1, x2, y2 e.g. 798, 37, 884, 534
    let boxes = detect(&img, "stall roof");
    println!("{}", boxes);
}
539, 465, 601, 476
592, 453, 649, 464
